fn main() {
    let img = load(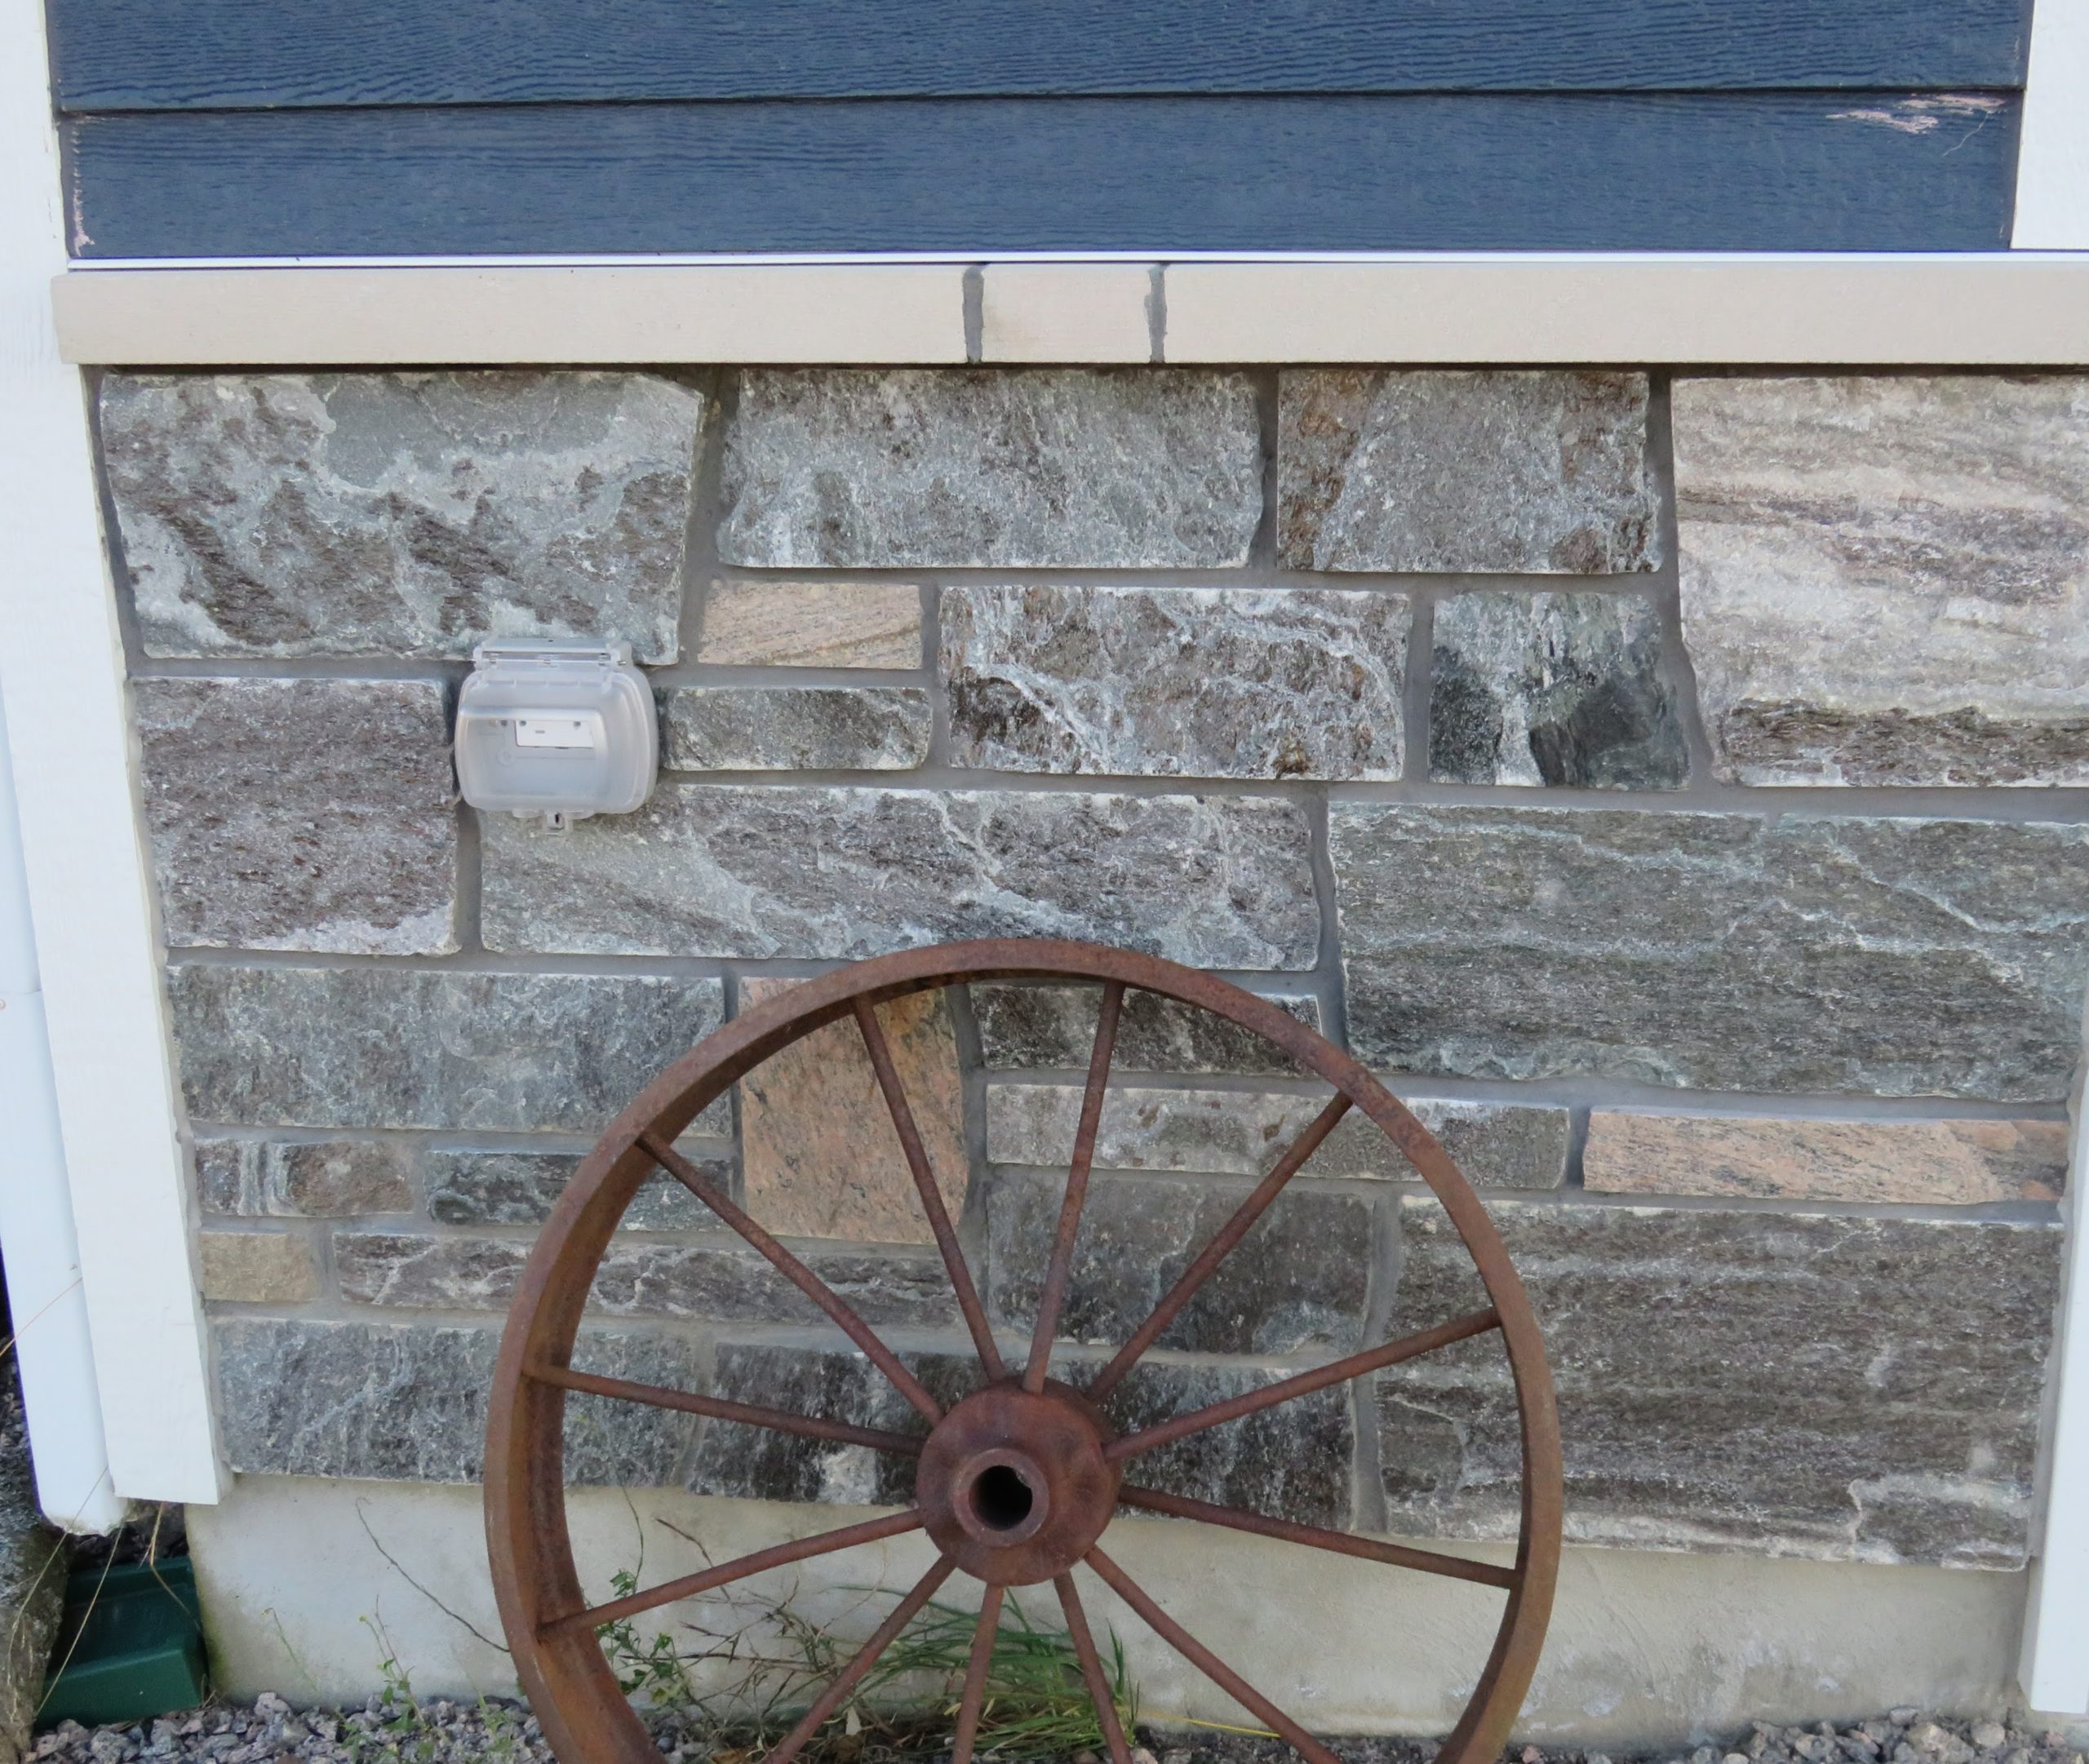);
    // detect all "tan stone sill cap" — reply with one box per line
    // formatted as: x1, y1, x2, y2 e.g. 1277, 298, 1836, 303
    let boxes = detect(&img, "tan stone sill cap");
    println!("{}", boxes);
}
51, 251, 2089, 368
